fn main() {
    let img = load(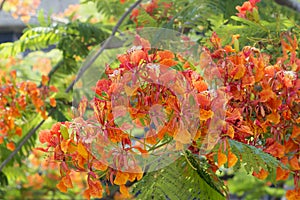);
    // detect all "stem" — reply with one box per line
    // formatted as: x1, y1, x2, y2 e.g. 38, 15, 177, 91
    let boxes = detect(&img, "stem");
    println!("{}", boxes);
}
148, 137, 172, 152
0, 0, 143, 172
183, 150, 197, 170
